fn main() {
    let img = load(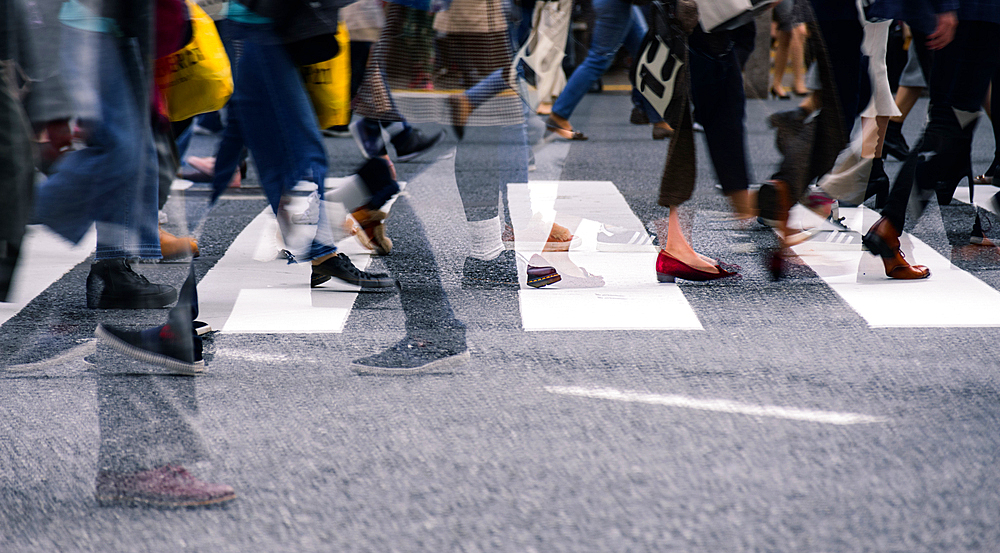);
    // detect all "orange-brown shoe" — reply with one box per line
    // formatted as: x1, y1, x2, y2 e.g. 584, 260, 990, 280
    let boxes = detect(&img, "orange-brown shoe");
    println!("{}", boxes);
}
862, 217, 929, 279
160, 228, 199, 260
351, 208, 392, 255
